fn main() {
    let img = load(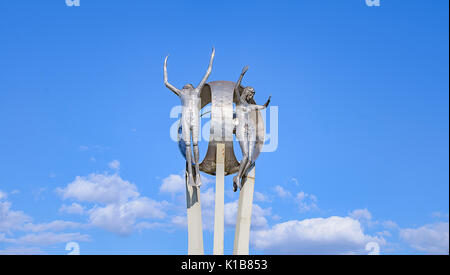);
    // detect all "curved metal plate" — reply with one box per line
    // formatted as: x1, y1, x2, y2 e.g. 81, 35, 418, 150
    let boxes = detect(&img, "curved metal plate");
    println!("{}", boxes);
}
178, 81, 265, 176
